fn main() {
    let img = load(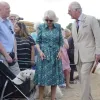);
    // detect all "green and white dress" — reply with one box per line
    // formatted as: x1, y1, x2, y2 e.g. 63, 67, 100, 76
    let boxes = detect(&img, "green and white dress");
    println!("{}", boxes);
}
34, 23, 64, 86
